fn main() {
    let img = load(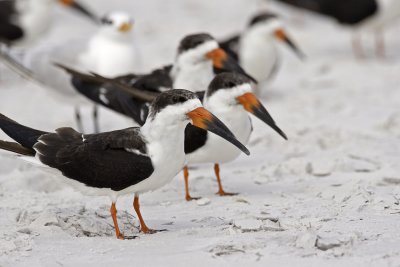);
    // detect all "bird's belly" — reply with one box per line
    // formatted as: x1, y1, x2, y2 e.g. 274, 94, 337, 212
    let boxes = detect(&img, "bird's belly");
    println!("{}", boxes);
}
121, 144, 186, 195
240, 43, 279, 83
